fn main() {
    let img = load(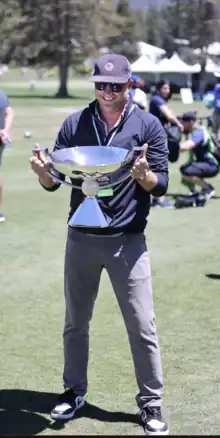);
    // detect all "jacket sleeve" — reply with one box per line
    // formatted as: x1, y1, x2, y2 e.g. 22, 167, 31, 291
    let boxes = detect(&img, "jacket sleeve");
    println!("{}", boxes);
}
143, 114, 169, 197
